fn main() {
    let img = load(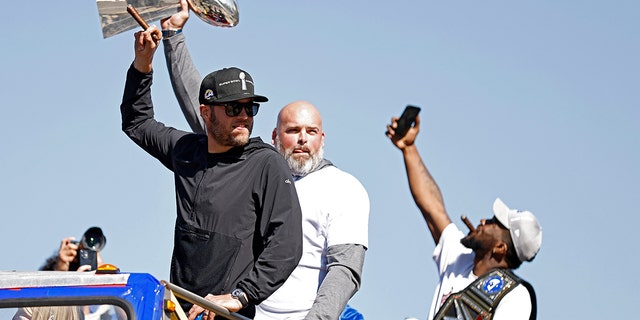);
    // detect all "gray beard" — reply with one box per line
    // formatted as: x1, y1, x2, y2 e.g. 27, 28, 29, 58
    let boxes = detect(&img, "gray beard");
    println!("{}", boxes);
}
274, 136, 324, 177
